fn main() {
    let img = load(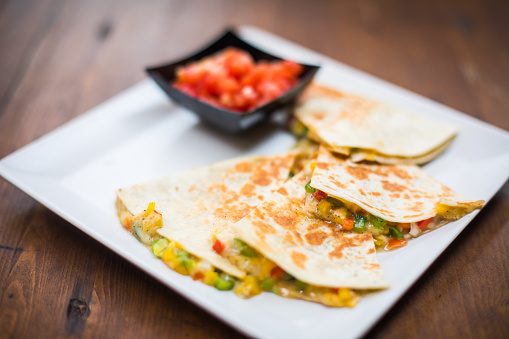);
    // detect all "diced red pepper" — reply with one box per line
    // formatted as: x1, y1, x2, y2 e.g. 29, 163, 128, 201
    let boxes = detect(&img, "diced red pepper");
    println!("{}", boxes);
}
313, 190, 327, 202
417, 218, 433, 230
270, 266, 285, 278
192, 271, 205, 281
212, 239, 225, 255
342, 218, 354, 231
387, 238, 407, 250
